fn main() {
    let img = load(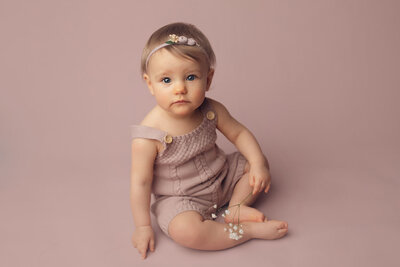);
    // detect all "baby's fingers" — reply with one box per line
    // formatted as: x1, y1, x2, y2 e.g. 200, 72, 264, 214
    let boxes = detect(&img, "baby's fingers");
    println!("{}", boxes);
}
150, 238, 155, 252
137, 244, 149, 260
249, 175, 255, 187
139, 249, 147, 260
264, 183, 271, 193
252, 179, 261, 195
